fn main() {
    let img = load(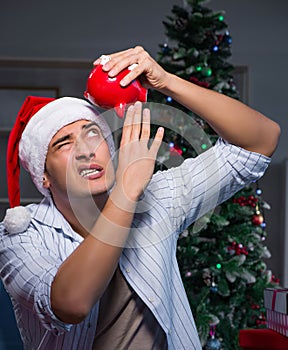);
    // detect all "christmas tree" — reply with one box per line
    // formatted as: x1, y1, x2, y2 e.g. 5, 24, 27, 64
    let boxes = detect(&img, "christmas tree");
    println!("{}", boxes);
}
148, 0, 279, 349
